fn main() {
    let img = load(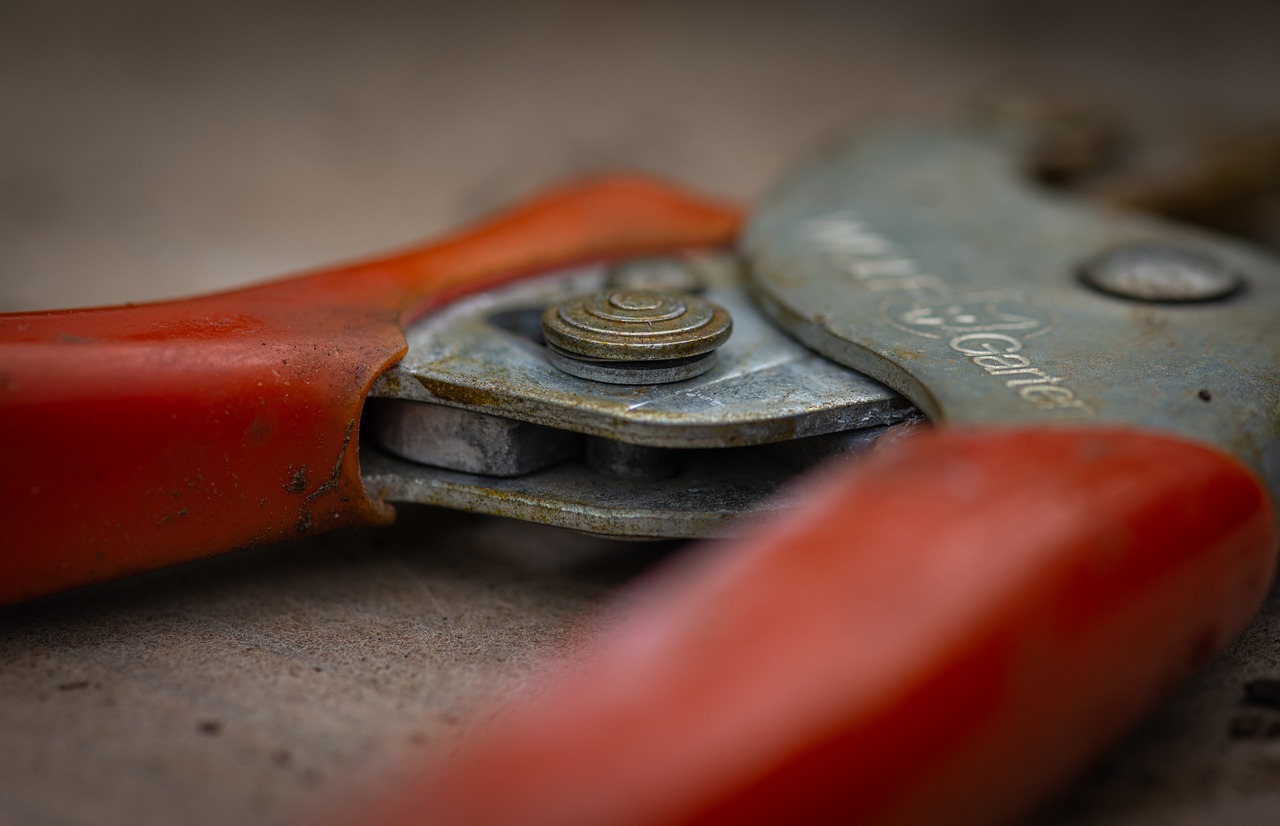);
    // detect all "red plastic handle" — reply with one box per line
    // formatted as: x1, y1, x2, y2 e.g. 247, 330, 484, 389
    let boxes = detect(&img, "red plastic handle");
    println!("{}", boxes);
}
362, 427, 1277, 826
0, 176, 740, 604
